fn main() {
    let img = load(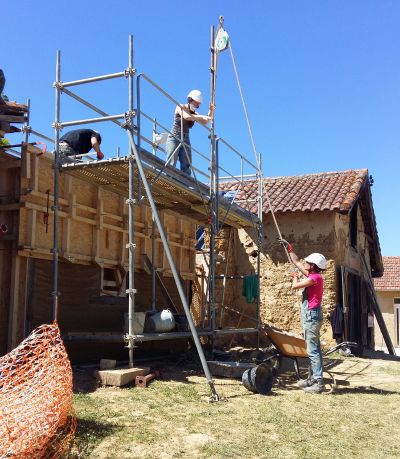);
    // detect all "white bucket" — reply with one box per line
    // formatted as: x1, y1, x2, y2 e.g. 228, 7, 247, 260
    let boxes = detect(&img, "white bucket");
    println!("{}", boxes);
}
147, 309, 175, 332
